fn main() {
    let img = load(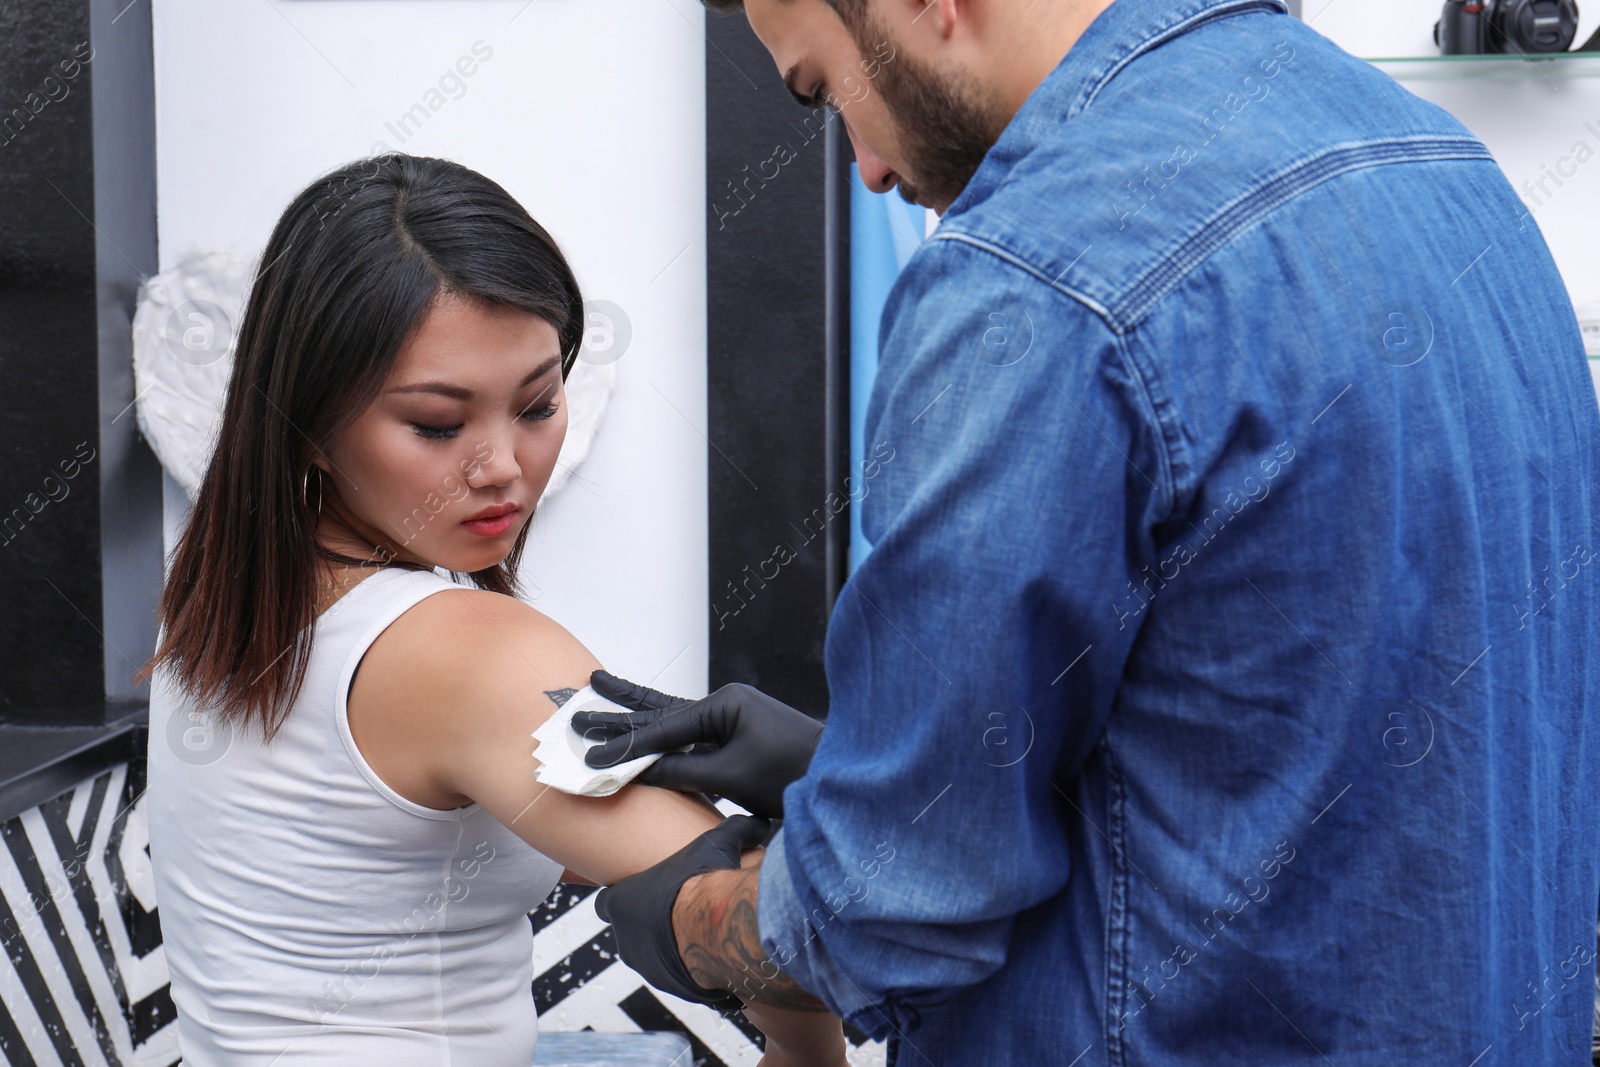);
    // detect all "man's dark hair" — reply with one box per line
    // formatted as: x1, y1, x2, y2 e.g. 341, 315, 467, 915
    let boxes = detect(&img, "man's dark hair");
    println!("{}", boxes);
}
704, 0, 869, 32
